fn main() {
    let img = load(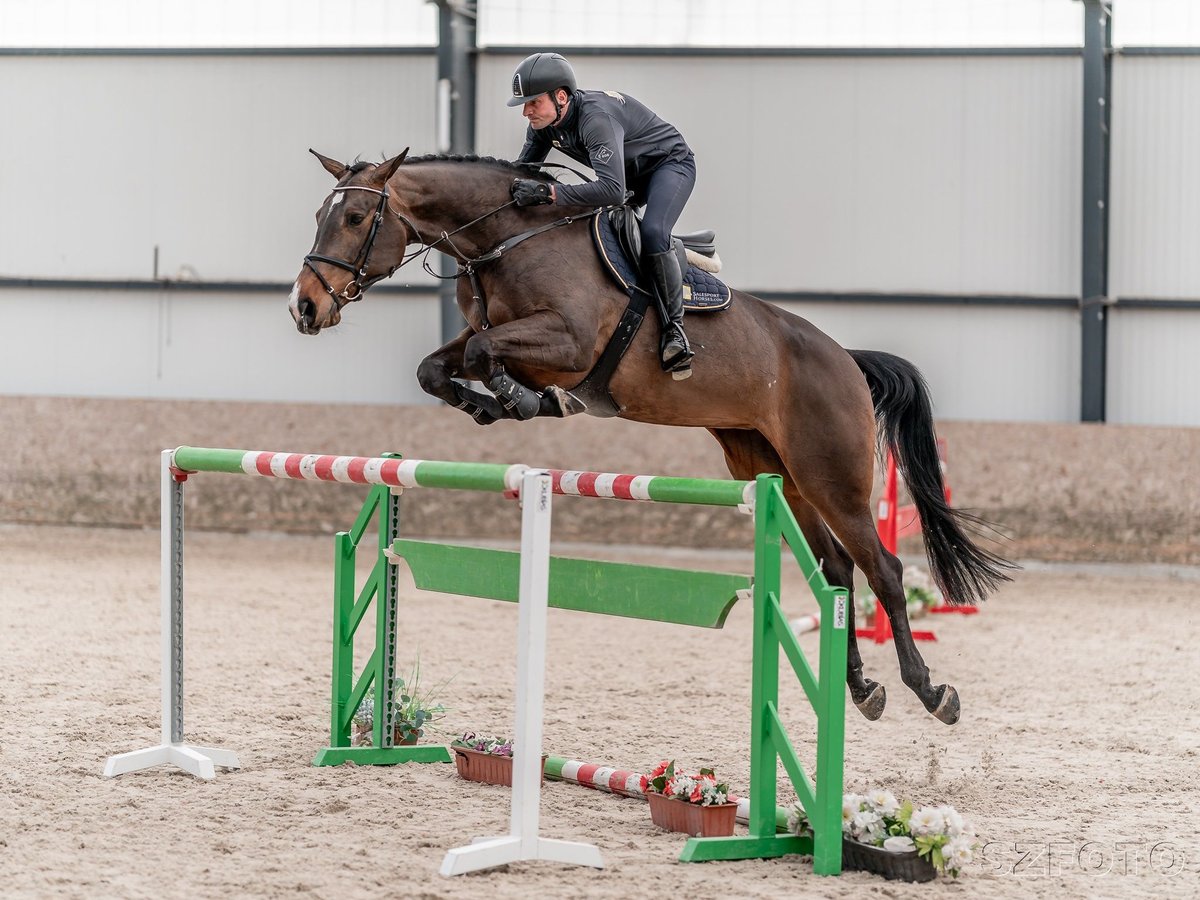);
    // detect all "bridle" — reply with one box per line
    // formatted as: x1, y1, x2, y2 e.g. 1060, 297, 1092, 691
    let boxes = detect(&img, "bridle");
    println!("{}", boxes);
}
301, 166, 608, 324
303, 184, 424, 309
